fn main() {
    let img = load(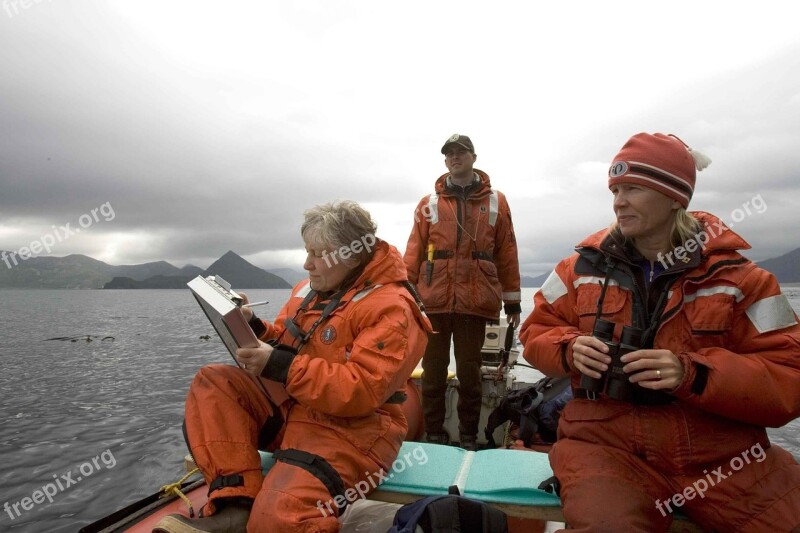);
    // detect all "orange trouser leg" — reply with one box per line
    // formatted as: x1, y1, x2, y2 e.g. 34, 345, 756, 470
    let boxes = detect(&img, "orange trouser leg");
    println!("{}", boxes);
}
249, 417, 402, 533
186, 365, 405, 531
552, 428, 800, 531
184, 364, 281, 512
550, 438, 674, 532
675, 445, 800, 532
249, 459, 341, 533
